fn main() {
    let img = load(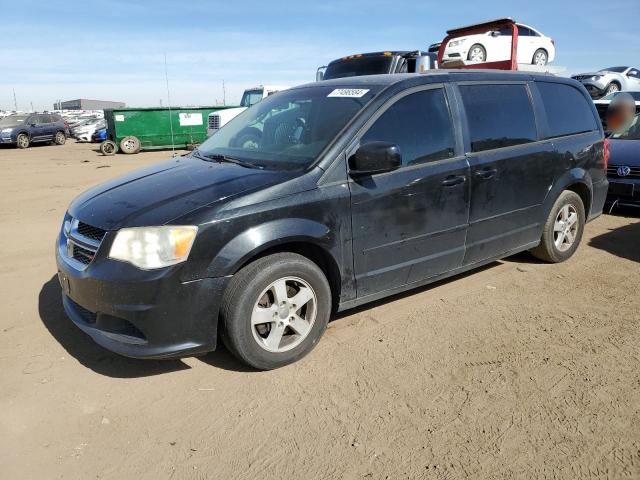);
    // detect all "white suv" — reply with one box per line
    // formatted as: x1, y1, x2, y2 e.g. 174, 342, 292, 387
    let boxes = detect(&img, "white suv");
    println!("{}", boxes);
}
442, 23, 555, 66
207, 85, 289, 137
